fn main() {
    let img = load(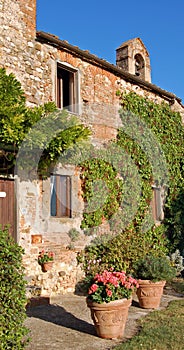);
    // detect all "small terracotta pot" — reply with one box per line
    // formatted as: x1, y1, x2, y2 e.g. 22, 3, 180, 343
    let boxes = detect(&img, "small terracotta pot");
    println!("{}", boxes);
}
31, 234, 42, 244
41, 261, 53, 272
136, 280, 166, 309
87, 298, 132, 339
